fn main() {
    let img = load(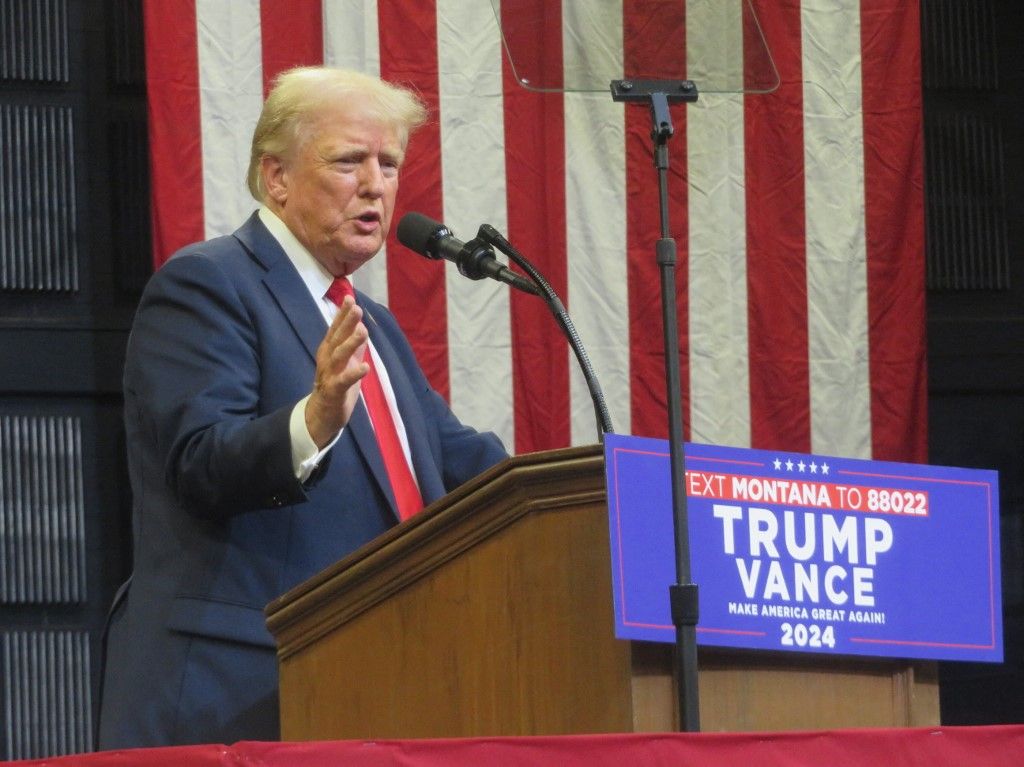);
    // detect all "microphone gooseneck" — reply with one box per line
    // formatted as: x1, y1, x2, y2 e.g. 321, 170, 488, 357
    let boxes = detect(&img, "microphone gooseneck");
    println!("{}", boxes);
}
476, 223, 614, 439
396, 211, 612, 440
